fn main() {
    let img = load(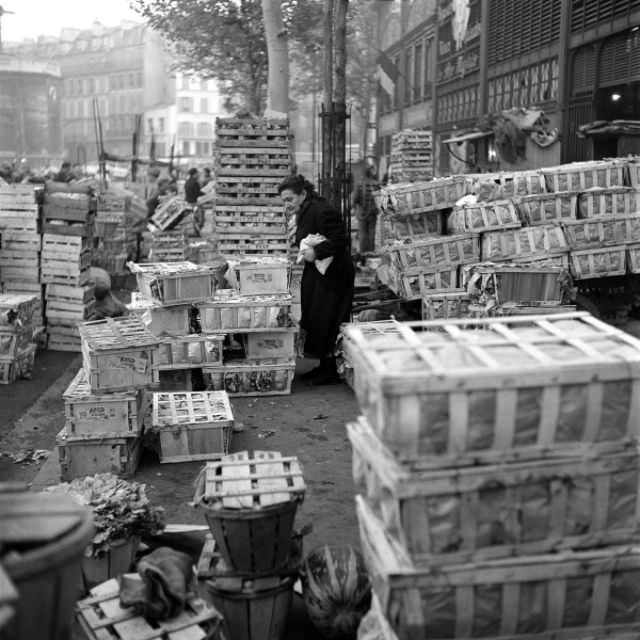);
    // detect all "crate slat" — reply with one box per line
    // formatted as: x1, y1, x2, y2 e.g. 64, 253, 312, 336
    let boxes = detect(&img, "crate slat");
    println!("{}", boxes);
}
387, 235, 479, 271
156, 334, 224, 369
202, 359, 295, 396
450, 200, 521, 233
482, 225, 569, 261
569, 246, 627, 280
